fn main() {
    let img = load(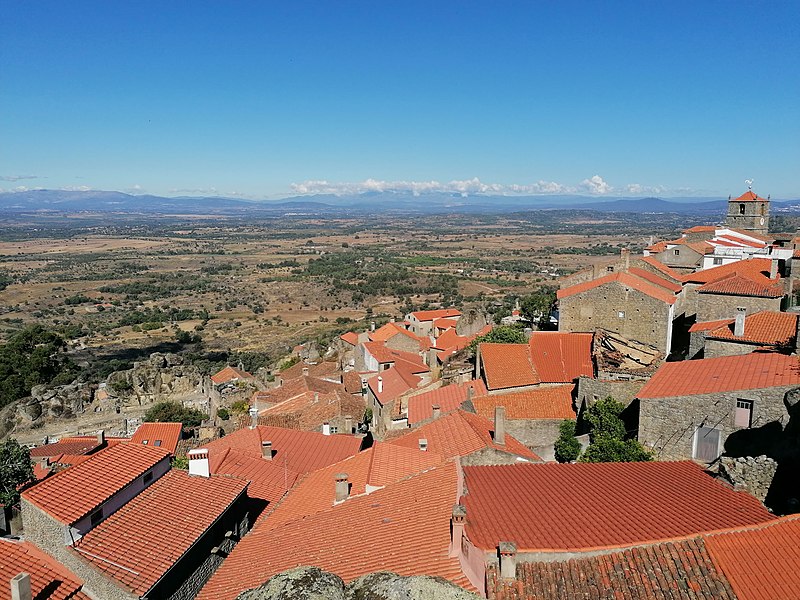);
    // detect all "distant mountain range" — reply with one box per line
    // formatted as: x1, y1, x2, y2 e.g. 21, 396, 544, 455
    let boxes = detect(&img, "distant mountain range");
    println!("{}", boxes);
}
1, 189, 799, 216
